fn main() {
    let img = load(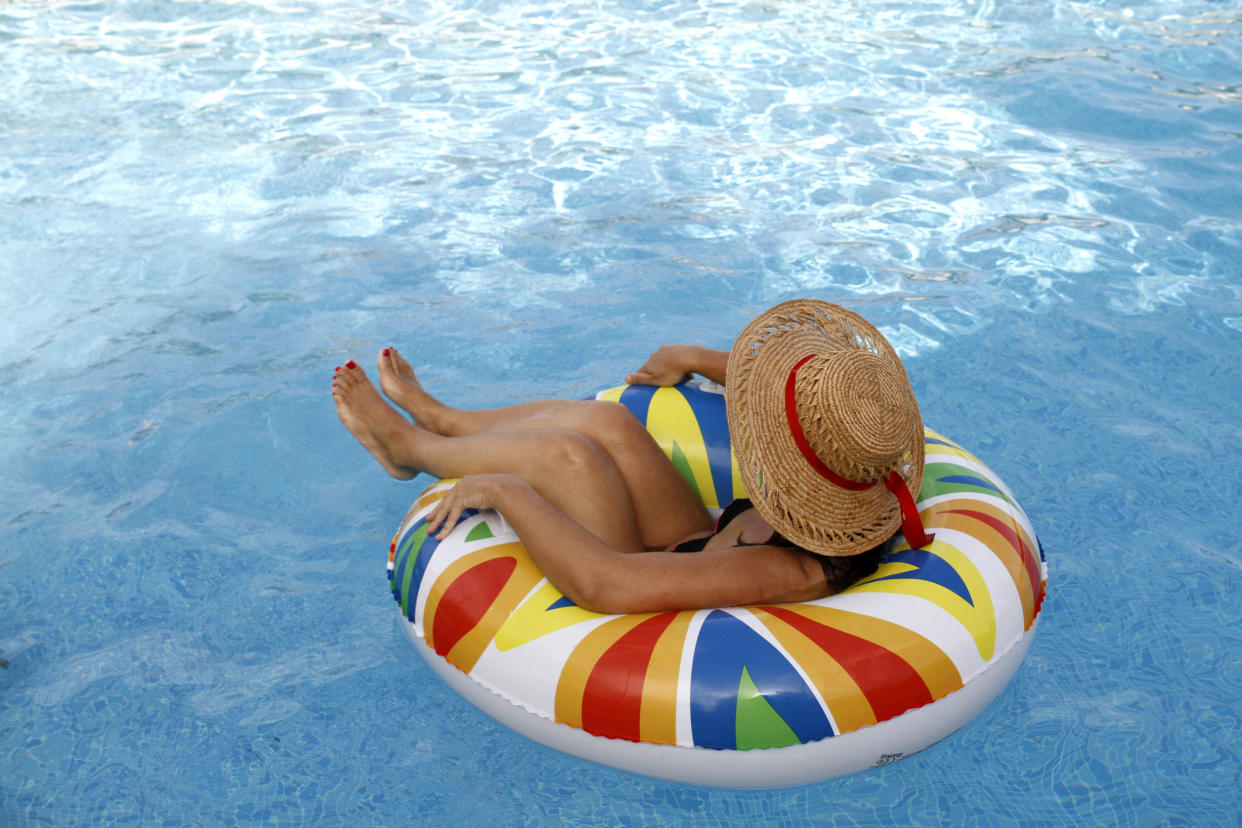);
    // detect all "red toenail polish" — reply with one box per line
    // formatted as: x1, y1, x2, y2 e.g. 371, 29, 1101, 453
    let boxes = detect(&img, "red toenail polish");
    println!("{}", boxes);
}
383, 348, 390, 356
335, 366, 341, 371
346, 360, 357, 369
